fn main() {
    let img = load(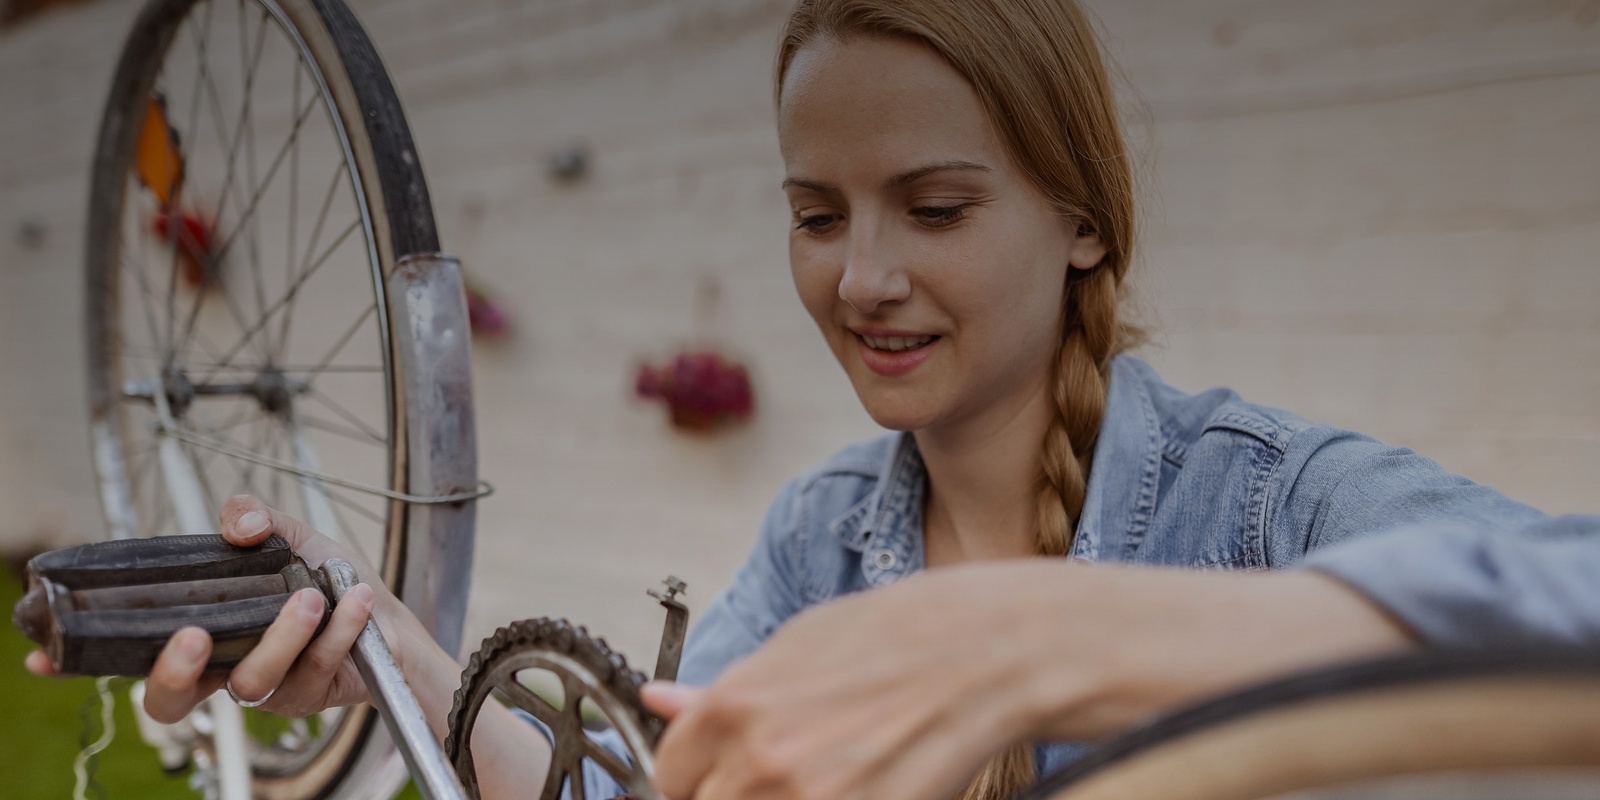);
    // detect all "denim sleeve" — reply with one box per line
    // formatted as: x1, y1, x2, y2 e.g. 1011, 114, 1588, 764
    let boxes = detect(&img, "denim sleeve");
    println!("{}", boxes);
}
676, 475, 809, 686
1304, 515, 1600, 648
1271, 428, 1600, 647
